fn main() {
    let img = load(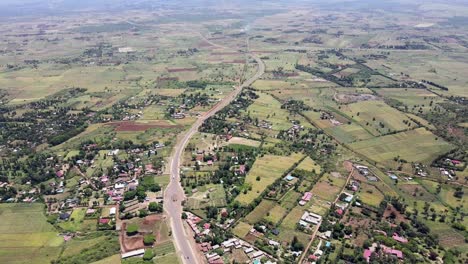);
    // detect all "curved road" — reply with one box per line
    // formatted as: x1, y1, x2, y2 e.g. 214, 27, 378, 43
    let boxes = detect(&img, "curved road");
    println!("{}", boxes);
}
164, 37, 265, 264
